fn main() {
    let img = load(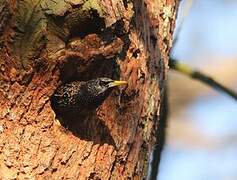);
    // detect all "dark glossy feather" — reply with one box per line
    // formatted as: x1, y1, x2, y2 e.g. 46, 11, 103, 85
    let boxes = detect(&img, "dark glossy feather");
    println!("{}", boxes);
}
51, 78, 114, 117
